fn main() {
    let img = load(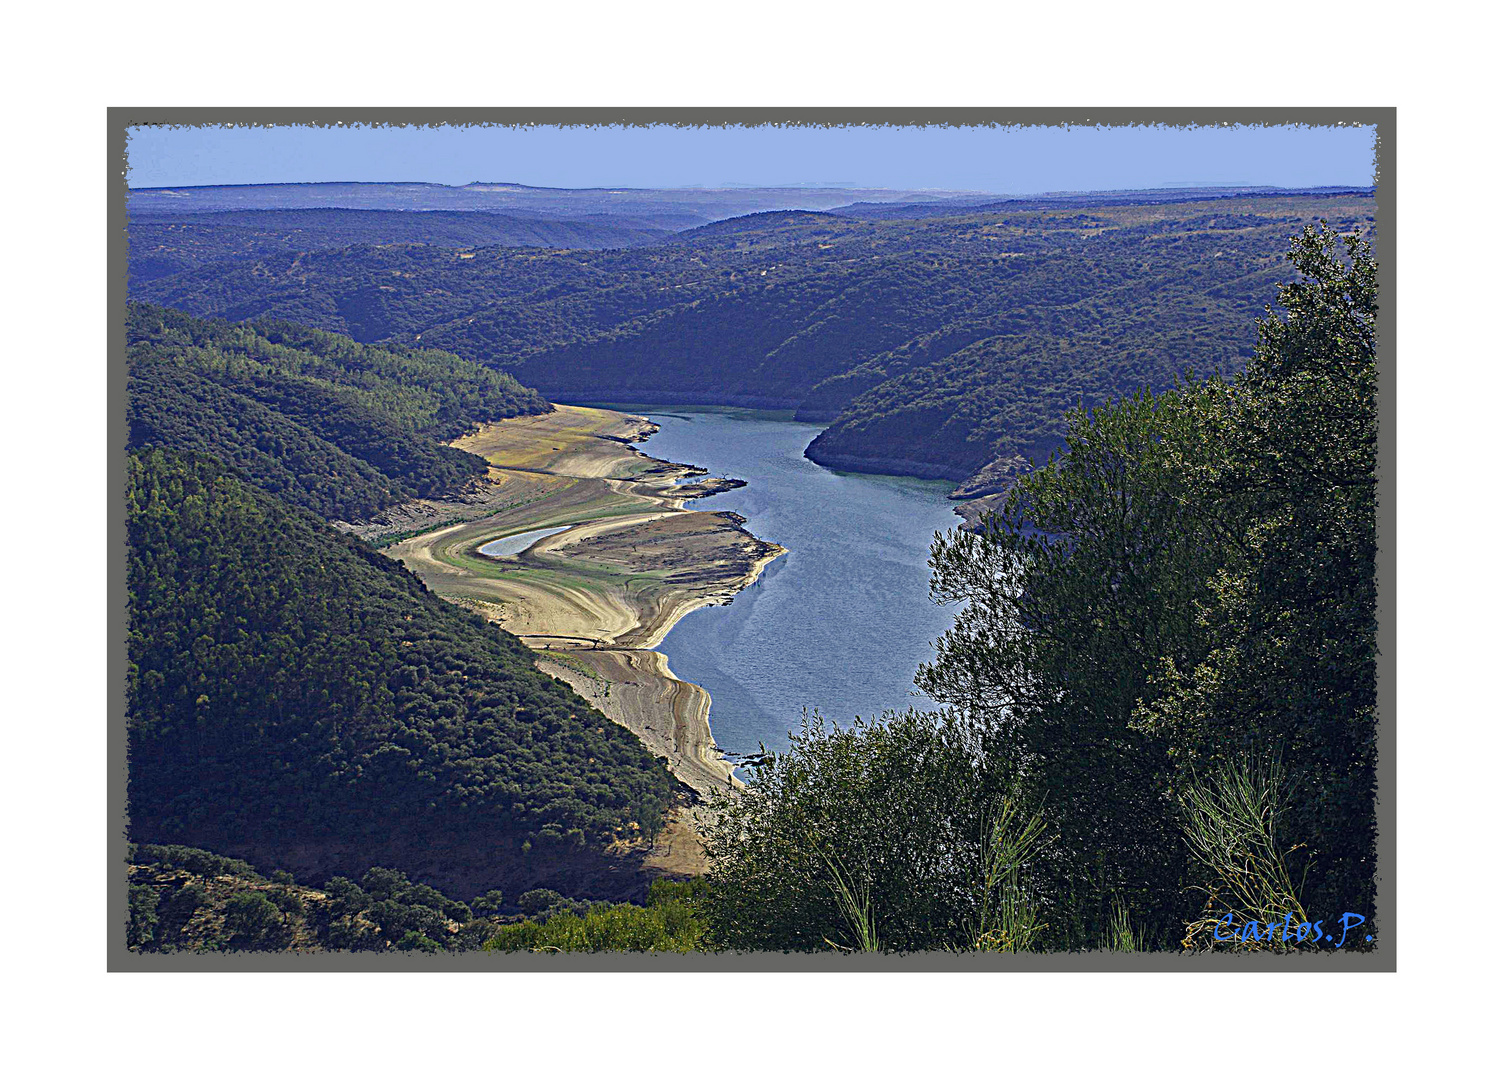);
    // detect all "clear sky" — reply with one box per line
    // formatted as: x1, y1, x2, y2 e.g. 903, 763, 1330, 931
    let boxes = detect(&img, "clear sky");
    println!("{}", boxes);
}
126, 122, 1376, 194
